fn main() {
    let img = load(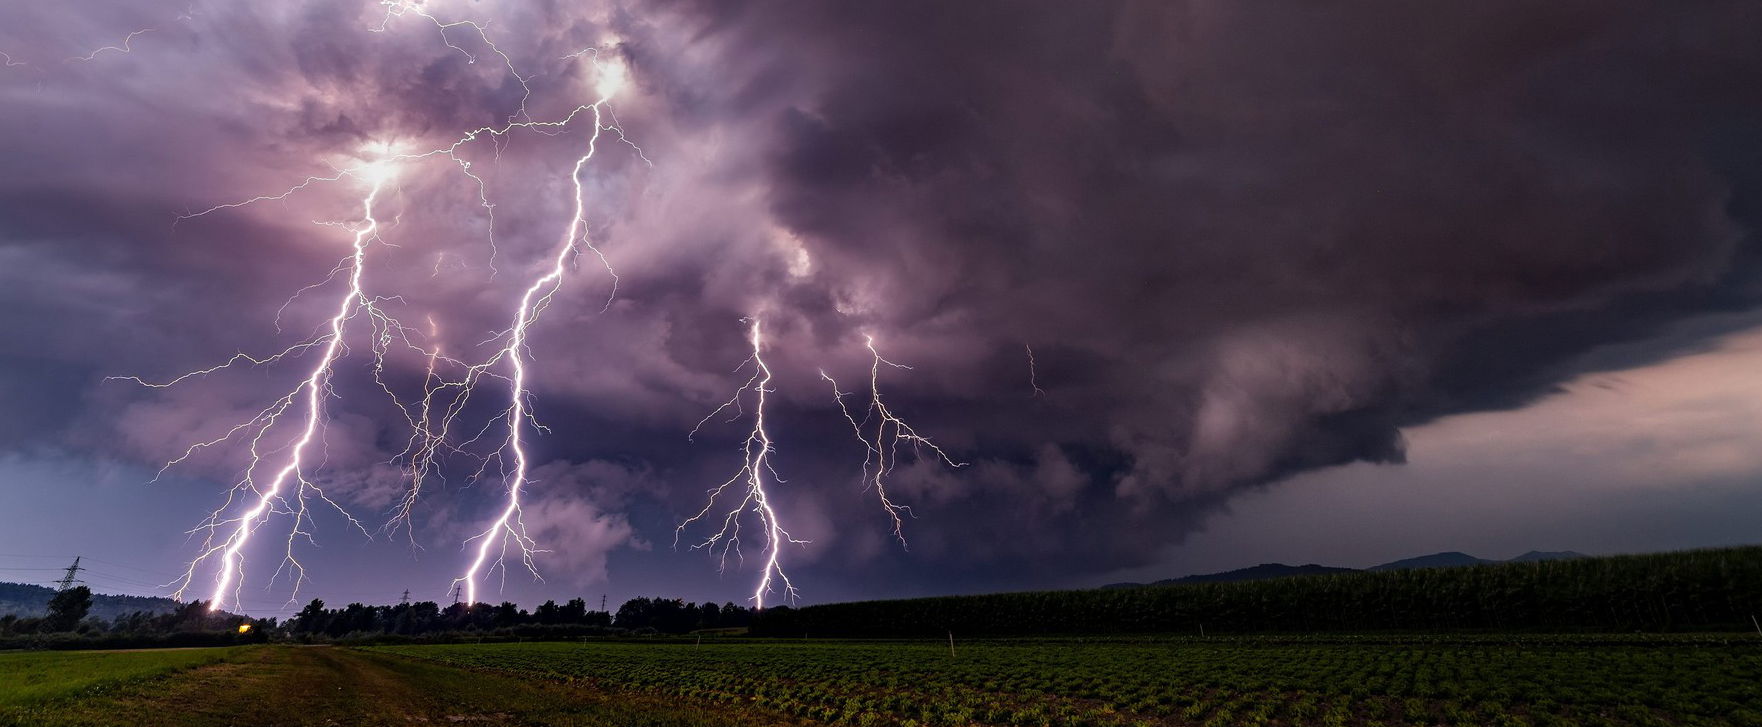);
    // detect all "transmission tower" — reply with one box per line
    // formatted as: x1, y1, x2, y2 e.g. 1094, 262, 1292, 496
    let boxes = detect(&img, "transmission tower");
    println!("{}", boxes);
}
55, 556, 83, 592
450, 583, 462, 606
400, 589, 411, 606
